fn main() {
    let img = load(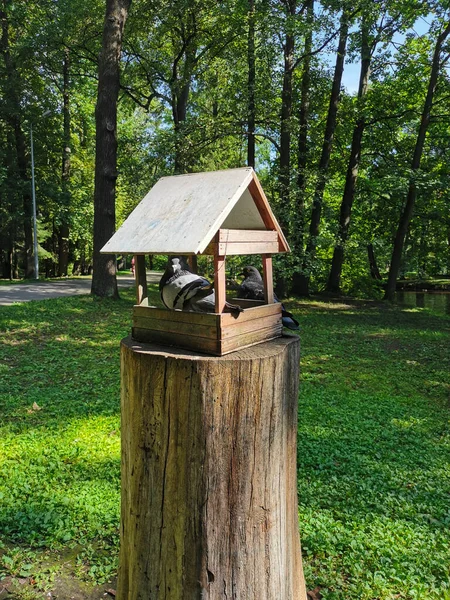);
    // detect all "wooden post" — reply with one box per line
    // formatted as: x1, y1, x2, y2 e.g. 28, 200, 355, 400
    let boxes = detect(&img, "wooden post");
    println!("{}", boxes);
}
118, 335, 307, 600
134, 254, 147, 305
188, 255, 198, 273
262, 254, 274, 304
214, 242, 226, 313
